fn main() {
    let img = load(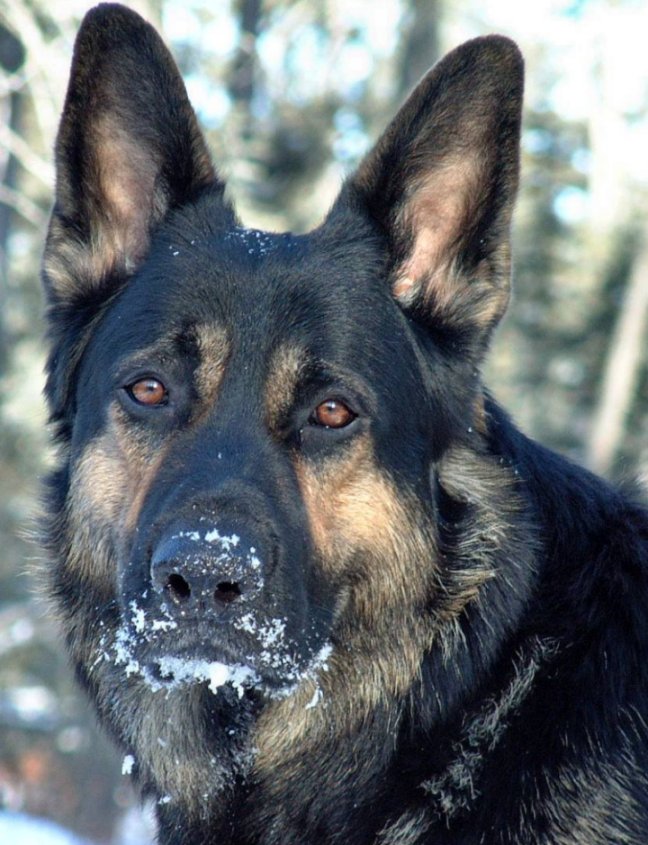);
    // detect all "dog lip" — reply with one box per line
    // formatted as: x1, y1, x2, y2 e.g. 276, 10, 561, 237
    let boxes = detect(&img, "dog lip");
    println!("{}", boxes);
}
140, 646, 299, 695
144, 652, 260, 695
127, 621, 285, 674
132, 621, 329, 694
